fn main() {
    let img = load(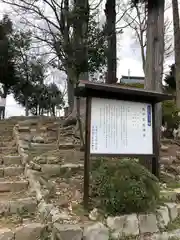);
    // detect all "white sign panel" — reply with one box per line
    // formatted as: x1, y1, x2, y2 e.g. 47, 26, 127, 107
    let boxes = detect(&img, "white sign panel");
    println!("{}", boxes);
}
90, 97, 153, 155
